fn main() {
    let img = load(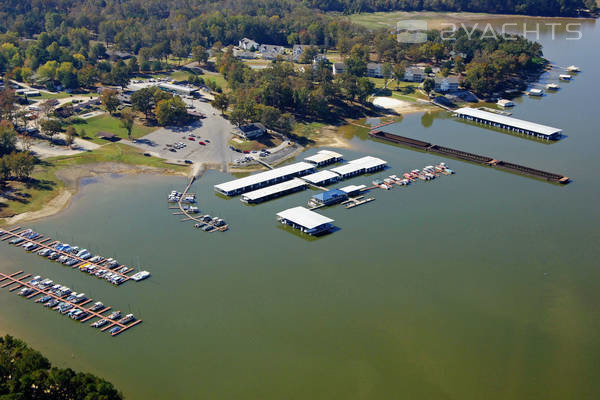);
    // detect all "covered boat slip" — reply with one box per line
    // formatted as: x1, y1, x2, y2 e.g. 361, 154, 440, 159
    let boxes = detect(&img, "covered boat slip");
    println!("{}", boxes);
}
304, 150, 344, 167
276, 207, 335, 235
214, 162, 316, 196
454, 107, 562, 140
302, 170, 341, 186
241, 179, 308, 204
330, 156, 387, 178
